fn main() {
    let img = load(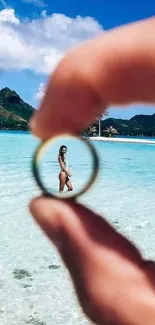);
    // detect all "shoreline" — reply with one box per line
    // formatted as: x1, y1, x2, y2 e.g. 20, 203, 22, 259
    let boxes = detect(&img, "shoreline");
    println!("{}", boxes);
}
89, 136, 155, 144
0, 130, 155, 145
